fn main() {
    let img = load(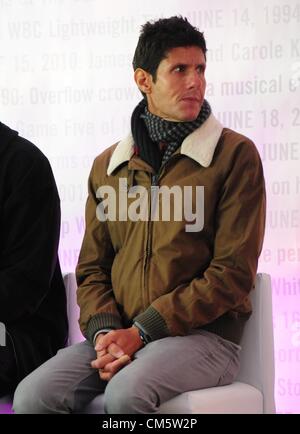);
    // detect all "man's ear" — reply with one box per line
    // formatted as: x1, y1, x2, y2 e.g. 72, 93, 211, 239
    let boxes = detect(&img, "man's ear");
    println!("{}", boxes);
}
134, 68, 153, 95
